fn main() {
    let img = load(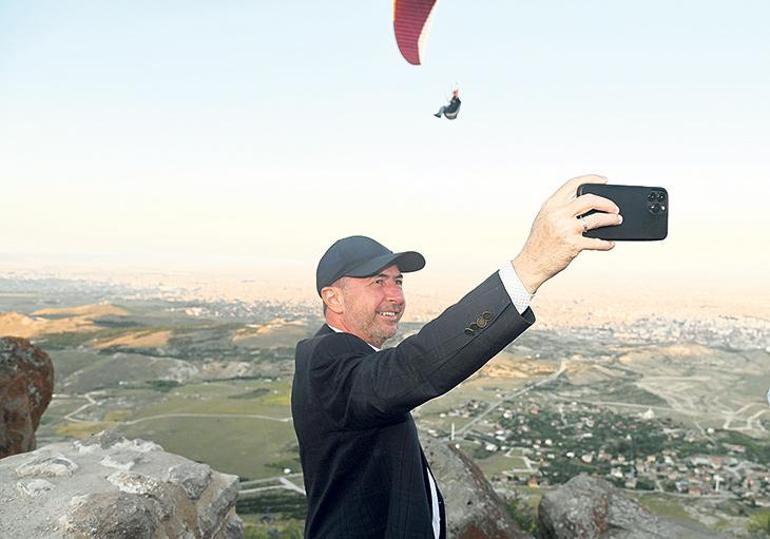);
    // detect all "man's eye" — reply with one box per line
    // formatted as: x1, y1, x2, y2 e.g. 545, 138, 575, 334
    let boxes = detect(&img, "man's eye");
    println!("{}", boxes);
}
396, 281, 403, 287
